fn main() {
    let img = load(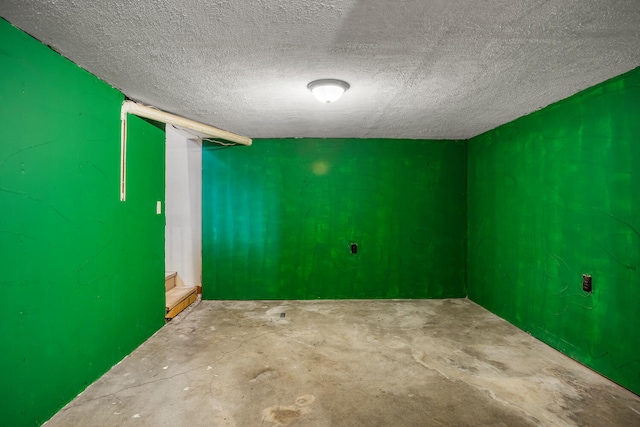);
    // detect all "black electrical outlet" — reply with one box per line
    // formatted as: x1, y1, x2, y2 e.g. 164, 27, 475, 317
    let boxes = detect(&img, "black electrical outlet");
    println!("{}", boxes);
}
350, 243, 358, 254
582, 274, 592, 293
